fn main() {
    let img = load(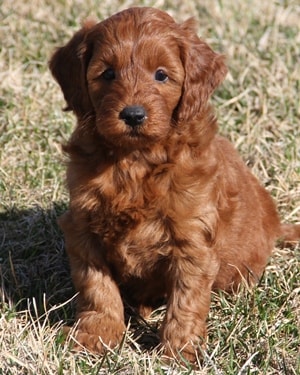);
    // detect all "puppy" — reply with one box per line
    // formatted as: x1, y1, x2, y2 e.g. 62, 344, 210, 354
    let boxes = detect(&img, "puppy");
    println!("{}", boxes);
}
50, 7, 300, 362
